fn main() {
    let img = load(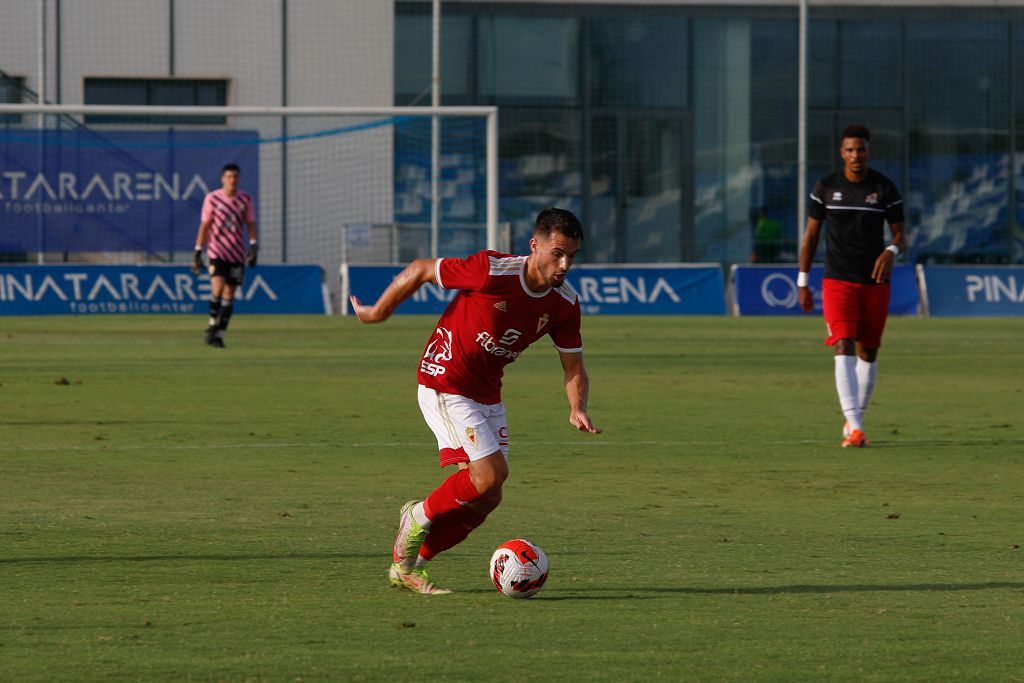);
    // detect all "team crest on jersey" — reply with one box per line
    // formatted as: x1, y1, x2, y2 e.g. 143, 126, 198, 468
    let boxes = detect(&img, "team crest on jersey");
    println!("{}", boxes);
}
865, 192, 879, 205
832, 191, 843, 201
494, 300, 508, 312
537, 313, 550, 333
465, 427, 477, 447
